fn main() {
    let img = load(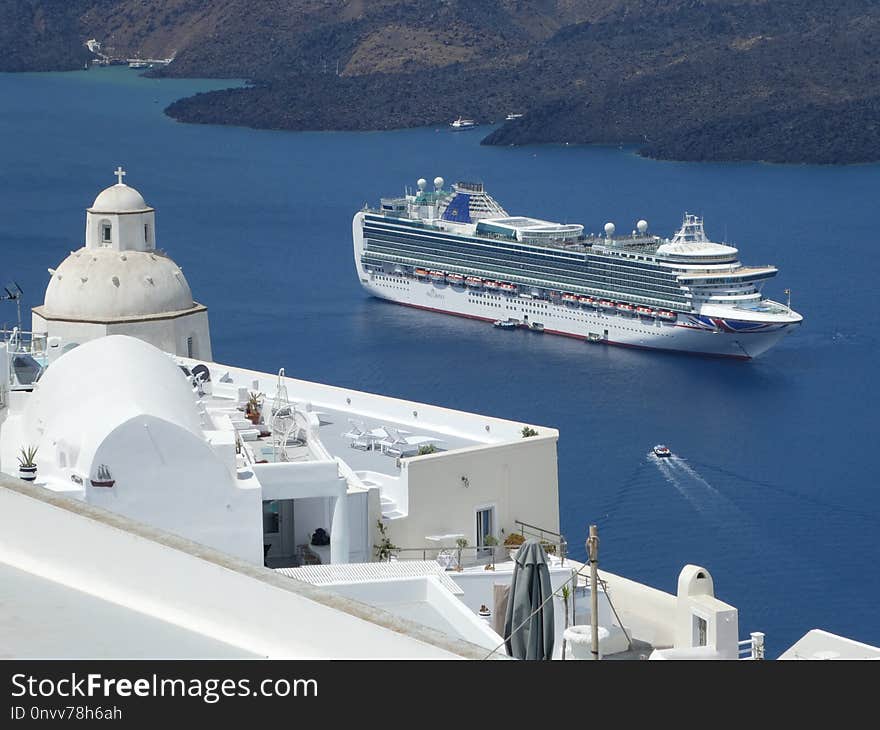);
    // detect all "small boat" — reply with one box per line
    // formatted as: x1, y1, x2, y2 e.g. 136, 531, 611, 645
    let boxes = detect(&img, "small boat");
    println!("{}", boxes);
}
527, 322, 545, 333
465, 276, 483, 288
483, 280, 500, 290
128, 60, 150, 69
450, 117, 478, 131
505, 113, 524, 121
561, 293, 579, 304
498, 282, 517, 293
578, 296, 594, 306
653, 445, 672, 458
447, 273, 465, 285
414, 268, 429, 278
599, 300, 616, 309
636, 306, 655, 317
617, 302, 635, 314
493, 319, 519, 329
657, 310, 677, 321
429, 270, 446, 282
